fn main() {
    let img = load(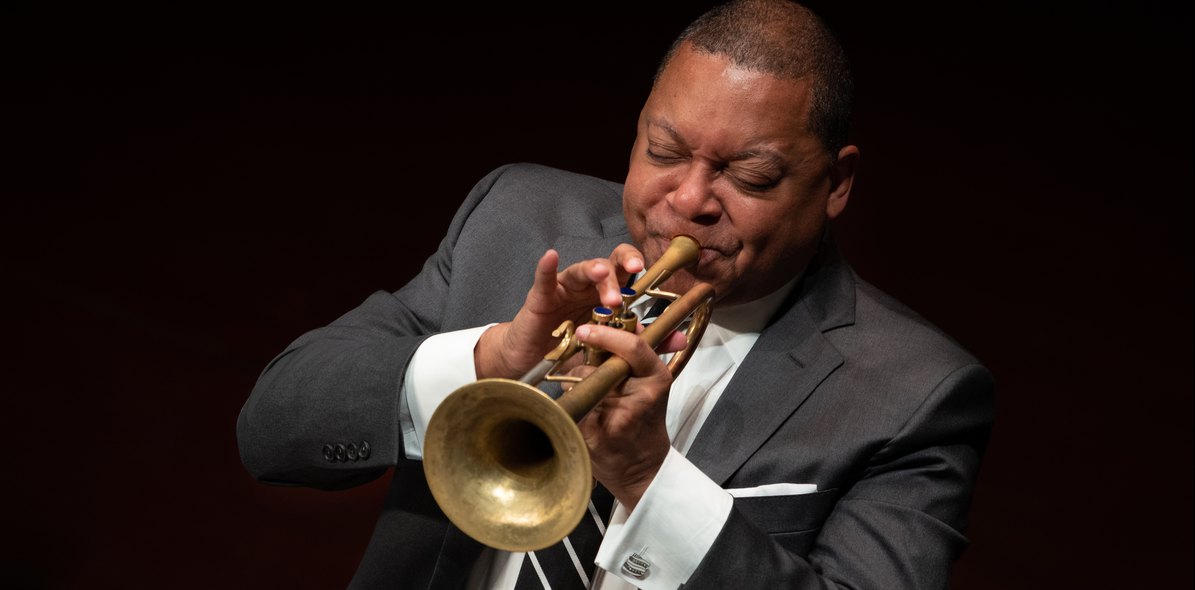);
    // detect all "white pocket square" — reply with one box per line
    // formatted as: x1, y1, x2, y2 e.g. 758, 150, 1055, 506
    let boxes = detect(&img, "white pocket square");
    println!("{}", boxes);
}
726, 483, 818, 498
